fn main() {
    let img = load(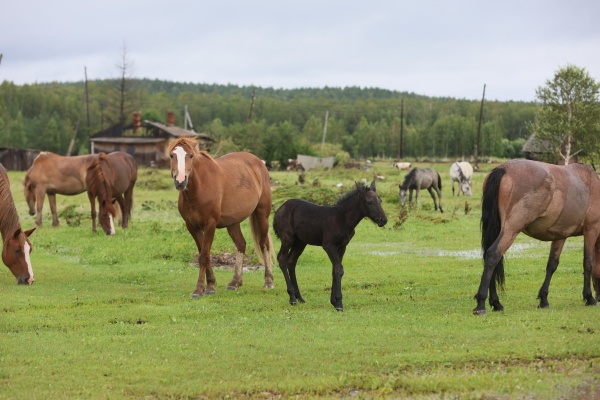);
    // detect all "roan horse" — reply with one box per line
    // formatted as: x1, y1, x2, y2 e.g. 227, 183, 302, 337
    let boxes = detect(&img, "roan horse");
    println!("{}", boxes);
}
273, 181, 388, 311
24, 152, 98, 227
399, 167, 444, 213
449, 161, 473, 196
474, 159, 600, 315
1, 164, 35, 284
86, 152, 137, 235
168, 137, 276, 297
